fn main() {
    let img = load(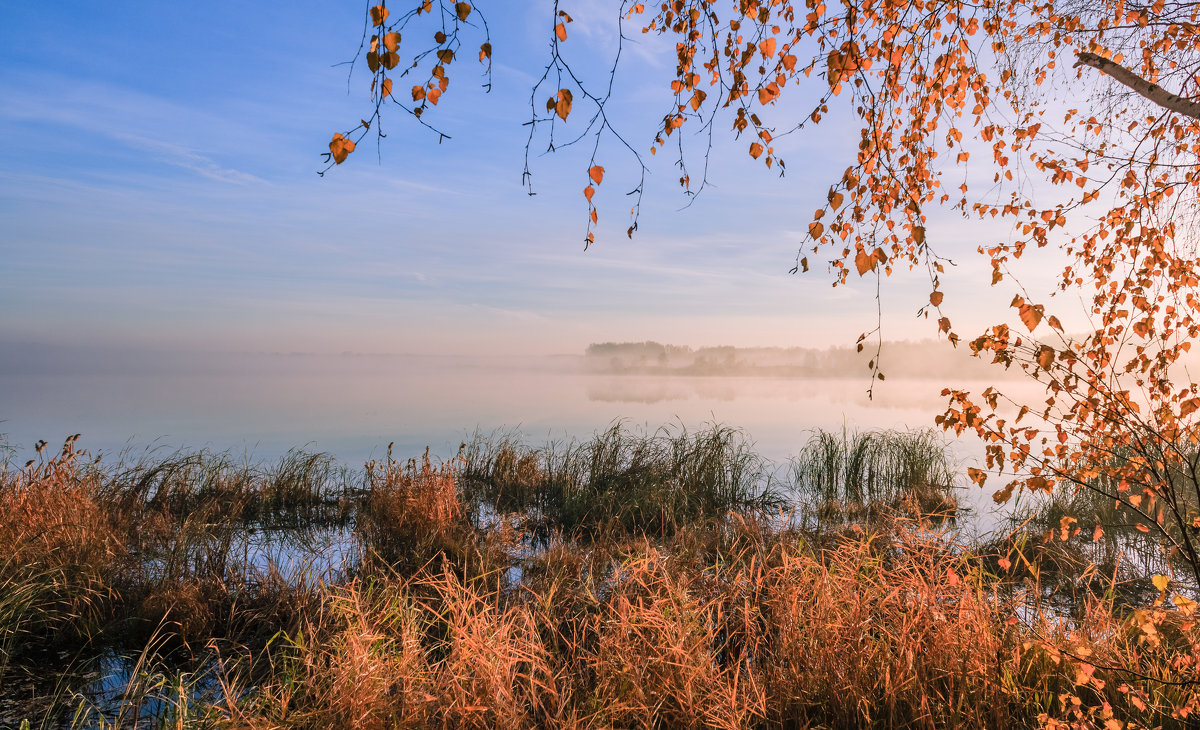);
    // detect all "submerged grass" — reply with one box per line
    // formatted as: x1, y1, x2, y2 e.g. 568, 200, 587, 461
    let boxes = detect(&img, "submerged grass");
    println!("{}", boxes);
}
790, 427, 960, 525
2, 426, 1199, 728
